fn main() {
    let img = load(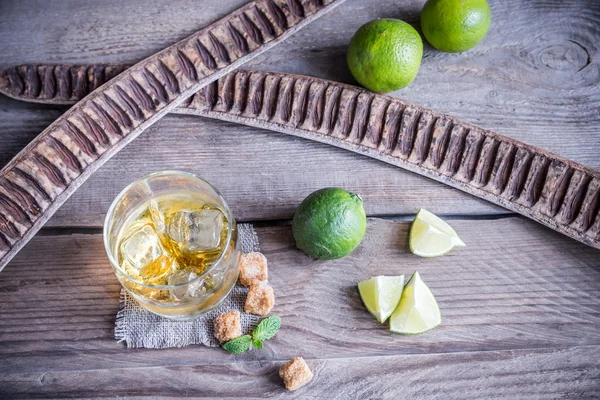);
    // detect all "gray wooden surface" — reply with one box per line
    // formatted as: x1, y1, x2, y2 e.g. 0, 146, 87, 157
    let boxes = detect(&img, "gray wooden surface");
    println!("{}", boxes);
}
0, 0, 599, 398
